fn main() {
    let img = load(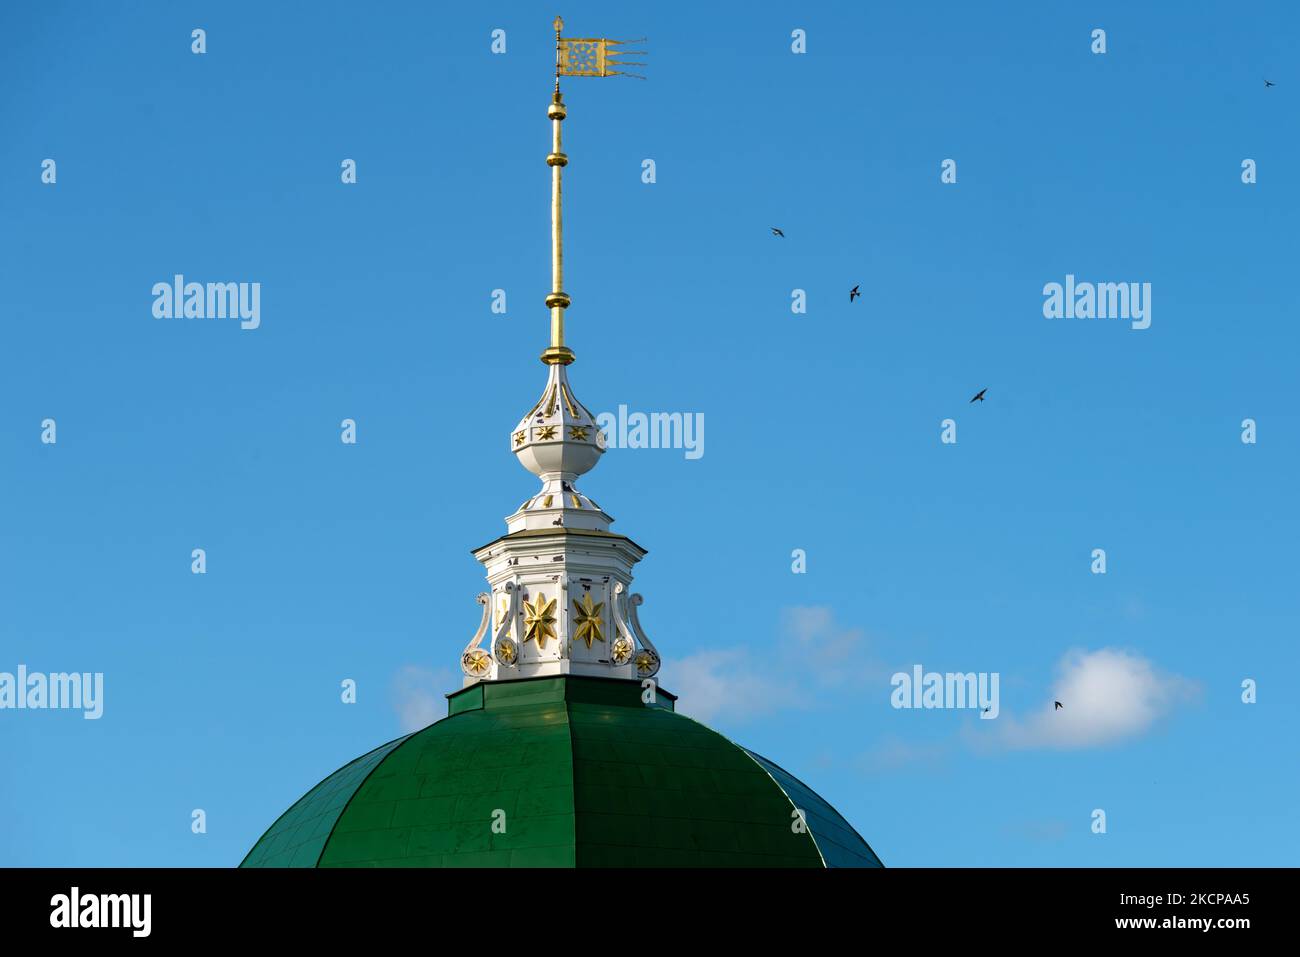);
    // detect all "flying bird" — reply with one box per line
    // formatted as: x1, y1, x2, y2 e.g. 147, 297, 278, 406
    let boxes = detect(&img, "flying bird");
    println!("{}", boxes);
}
970, 388, 987, 403
1265, 79, 1275, 87
770, 226, 784, 238
849, 285, 861, 302
1054, 701, 1063, 710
